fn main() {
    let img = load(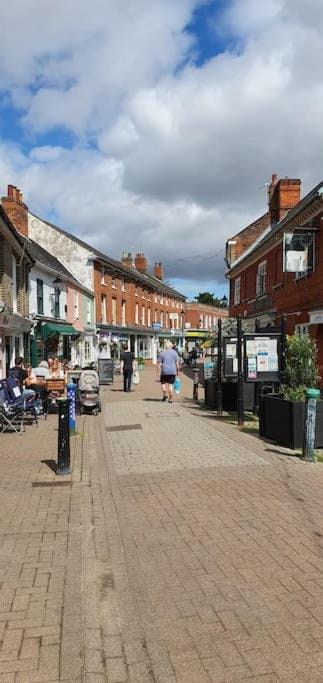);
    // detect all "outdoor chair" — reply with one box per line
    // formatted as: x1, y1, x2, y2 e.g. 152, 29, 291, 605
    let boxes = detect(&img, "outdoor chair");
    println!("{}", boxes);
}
0, 383, 25, 435
1, 378, 39, 428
